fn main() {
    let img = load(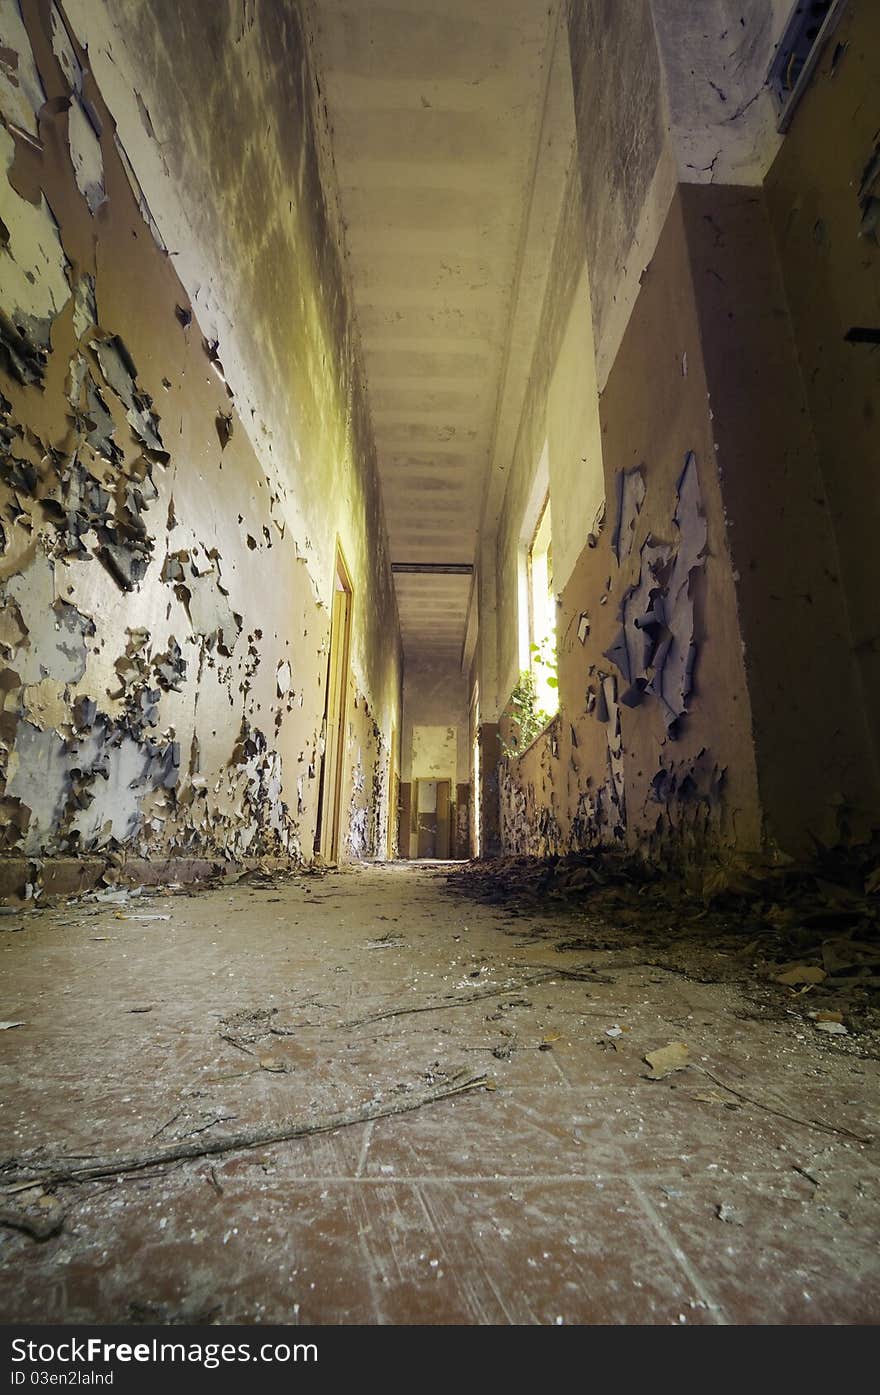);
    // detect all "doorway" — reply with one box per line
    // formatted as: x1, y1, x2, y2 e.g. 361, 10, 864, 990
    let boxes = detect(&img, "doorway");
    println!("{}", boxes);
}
387, 724, 399, 859
471, 684, 481, 858
315, 544, 353, 863
415, 778, 451, 859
